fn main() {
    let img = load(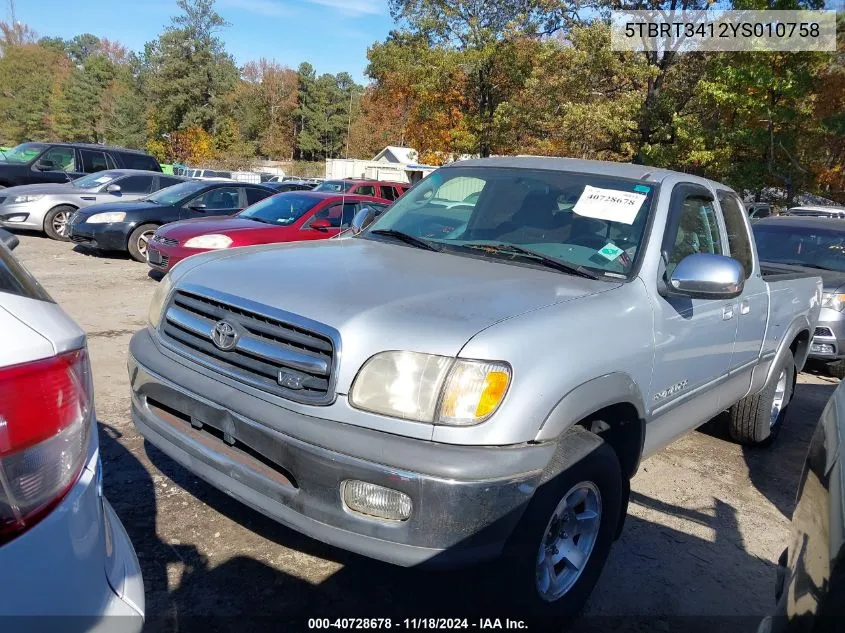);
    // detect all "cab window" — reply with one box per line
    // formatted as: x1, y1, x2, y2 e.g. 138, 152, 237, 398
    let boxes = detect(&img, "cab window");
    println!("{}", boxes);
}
664, 191, 723, 277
